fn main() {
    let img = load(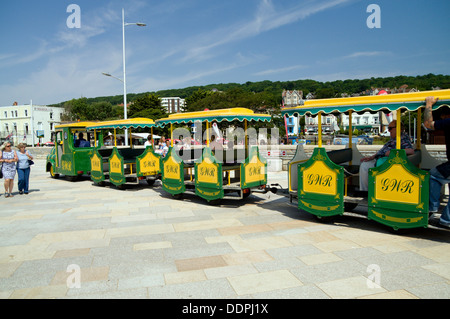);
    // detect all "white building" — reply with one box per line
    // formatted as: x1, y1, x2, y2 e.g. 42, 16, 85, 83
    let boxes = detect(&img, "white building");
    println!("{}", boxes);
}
282, 90, 303, 136
0, 103, 64, 146
160, 97, 185, 114
340, 112, 381, 134
305, 114, 340, 135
